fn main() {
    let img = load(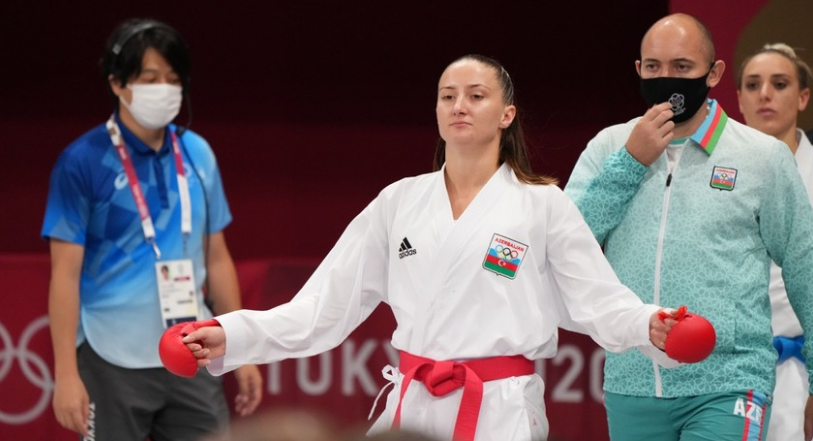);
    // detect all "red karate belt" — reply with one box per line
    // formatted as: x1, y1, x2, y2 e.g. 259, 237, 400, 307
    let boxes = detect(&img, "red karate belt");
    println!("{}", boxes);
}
392, 351, 535, 441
